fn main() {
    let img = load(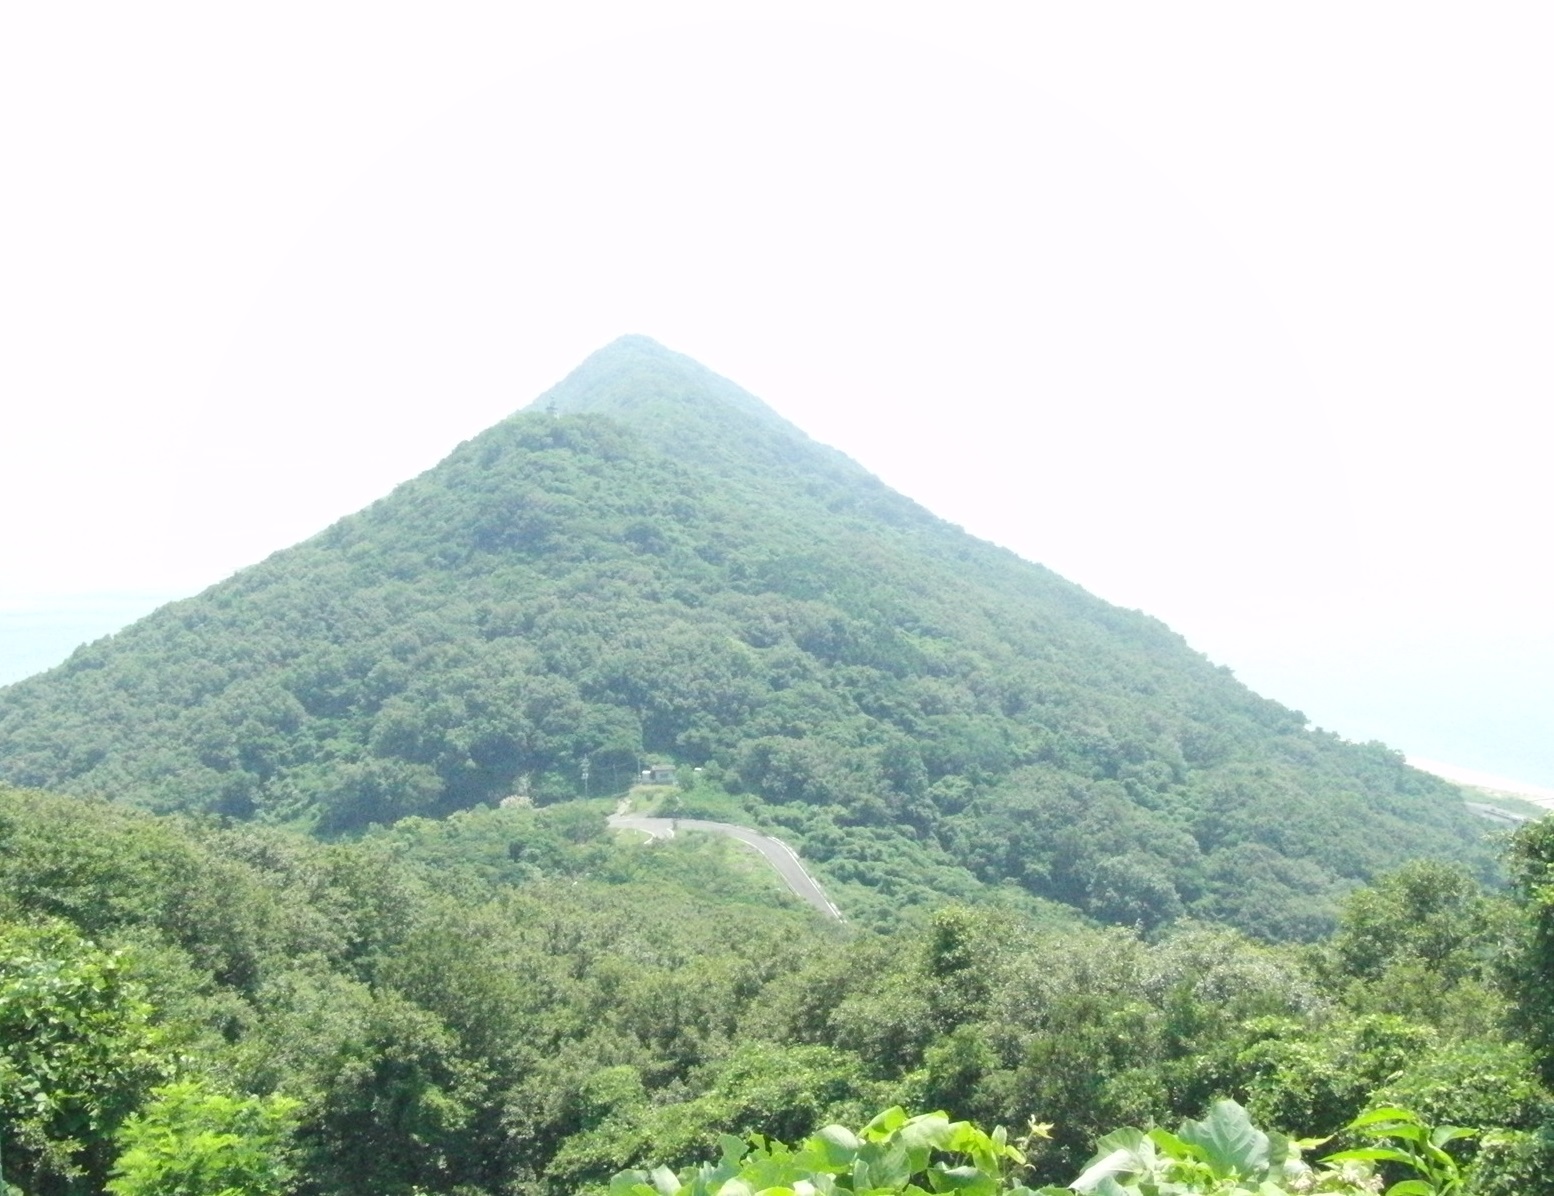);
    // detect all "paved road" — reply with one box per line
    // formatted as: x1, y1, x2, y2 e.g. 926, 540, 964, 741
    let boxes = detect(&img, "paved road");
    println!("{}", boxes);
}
608, 814, 843, 921
1465, 801, 1532, 826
